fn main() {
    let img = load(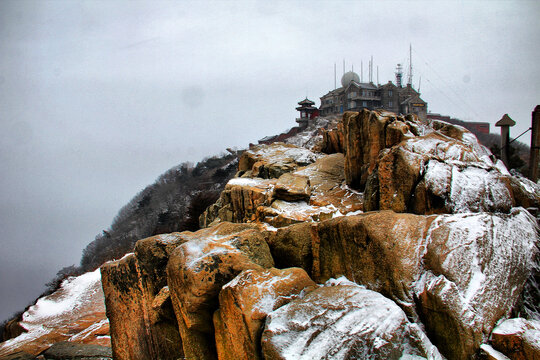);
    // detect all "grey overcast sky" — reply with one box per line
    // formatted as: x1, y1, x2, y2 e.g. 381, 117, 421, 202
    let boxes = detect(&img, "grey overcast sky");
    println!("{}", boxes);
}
0, 0, 539, 321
